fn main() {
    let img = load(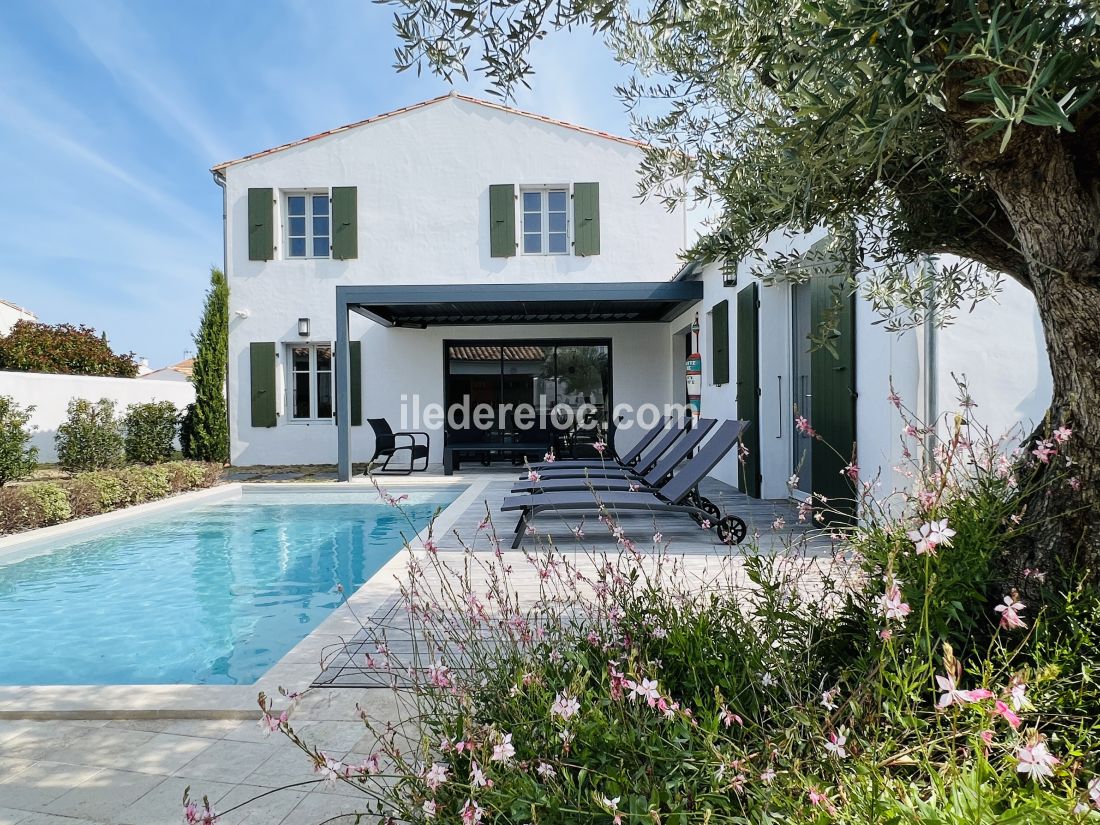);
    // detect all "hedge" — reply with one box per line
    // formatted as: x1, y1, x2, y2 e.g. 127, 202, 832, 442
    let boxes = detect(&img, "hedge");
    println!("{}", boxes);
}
0, 461, 223, 534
